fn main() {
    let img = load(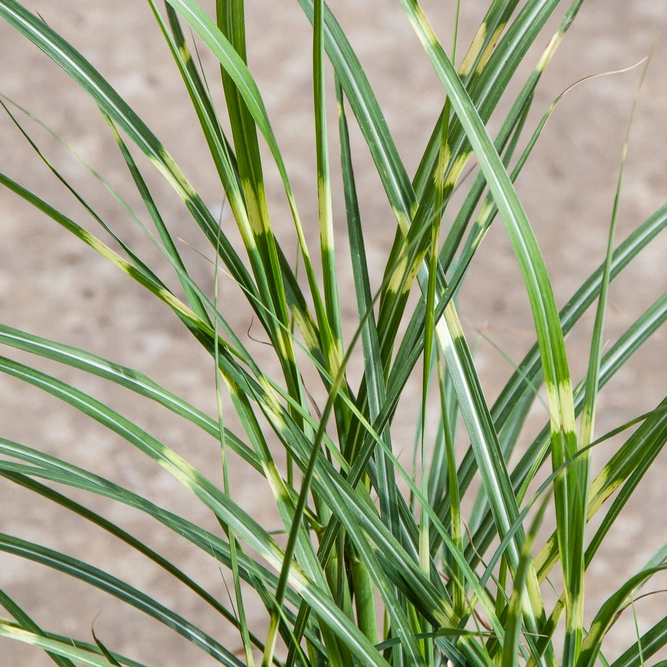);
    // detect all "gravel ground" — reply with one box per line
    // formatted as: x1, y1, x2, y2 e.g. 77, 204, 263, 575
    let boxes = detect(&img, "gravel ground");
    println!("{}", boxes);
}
1, 1, 666, 665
